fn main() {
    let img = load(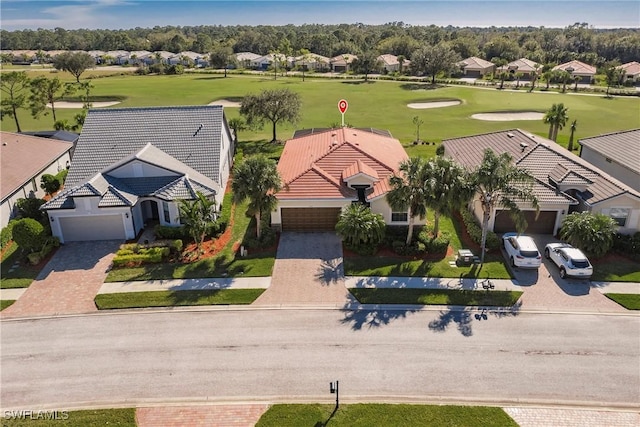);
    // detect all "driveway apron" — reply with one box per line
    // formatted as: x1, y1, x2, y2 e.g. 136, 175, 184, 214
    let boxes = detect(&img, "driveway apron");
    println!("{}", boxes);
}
254, 232, 352, 306
1, 241, 120, 318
